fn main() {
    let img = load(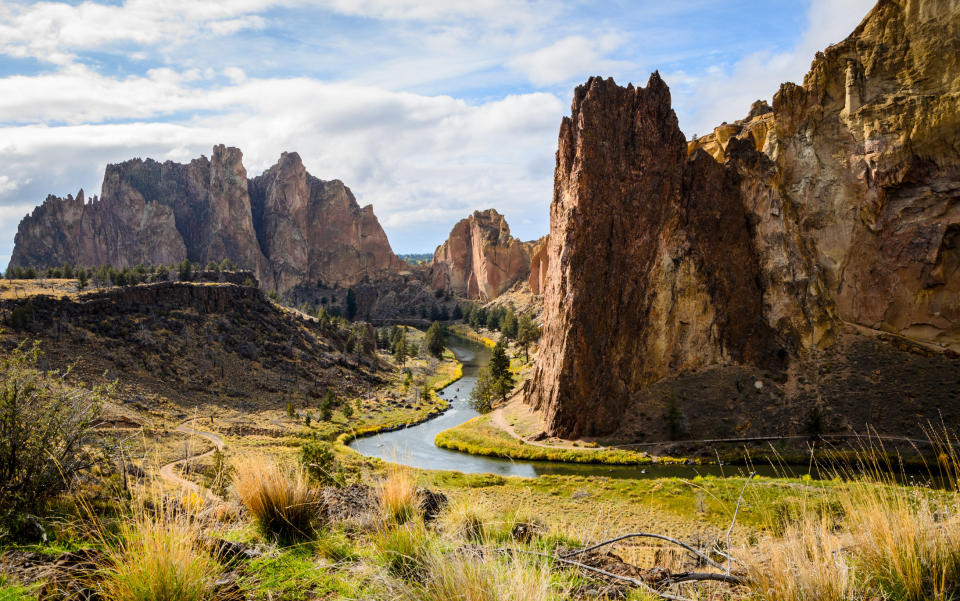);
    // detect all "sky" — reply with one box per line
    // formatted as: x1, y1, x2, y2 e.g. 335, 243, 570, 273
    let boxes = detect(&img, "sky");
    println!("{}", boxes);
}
0, 0, 876, 264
